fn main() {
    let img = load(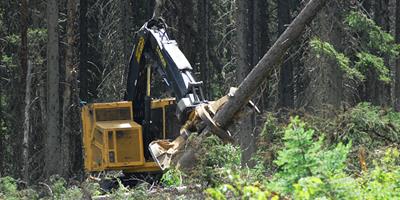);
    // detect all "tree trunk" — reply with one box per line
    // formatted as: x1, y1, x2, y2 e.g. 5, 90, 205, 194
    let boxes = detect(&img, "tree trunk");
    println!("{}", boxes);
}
0, 64, 4, 176
61, 0, 77, 178
235, 0, 257, 167
20, 0, 29, 181
256, 0, 271, 111
22, 61, 33, 182
176, 0, 194, 62
278, 0, 294, 109
120, 0, 134, 88
302, 1, 343, 114
79, 0, 88, 101
20, 0, 28, 87
396, 0, 400, 111
46, 0, 61, 177
198, 0, 210, 99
